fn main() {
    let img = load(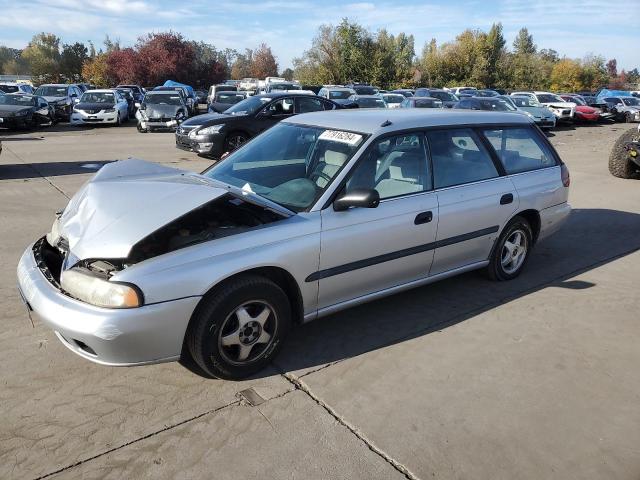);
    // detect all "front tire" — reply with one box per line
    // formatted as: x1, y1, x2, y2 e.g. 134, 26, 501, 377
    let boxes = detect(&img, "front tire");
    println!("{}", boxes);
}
224, 132, 249, 152
136, 122, 147, 133
186, 275, 291, 380
486, 217, 533, 281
